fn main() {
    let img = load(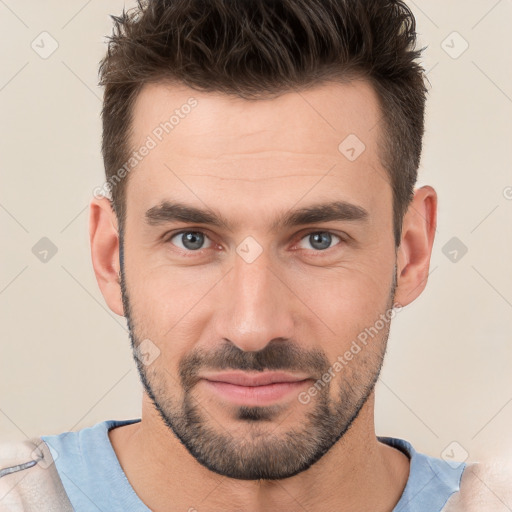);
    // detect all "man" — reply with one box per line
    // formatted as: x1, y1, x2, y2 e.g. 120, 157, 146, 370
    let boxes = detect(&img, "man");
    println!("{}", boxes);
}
0, 0, 480, 510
